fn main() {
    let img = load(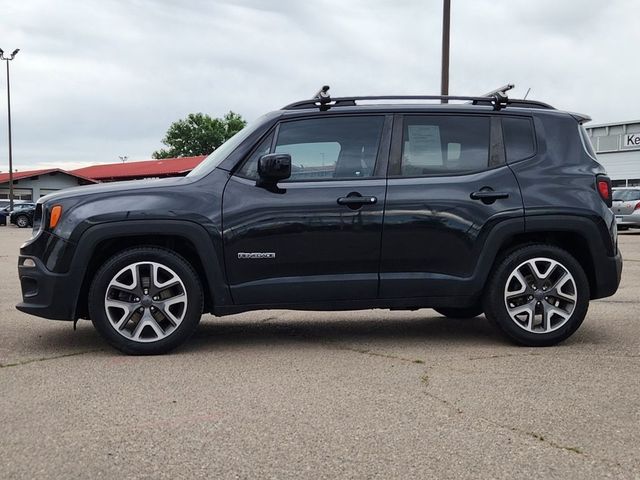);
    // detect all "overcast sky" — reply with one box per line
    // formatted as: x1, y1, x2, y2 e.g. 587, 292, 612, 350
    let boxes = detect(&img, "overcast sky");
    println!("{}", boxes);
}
1, 0, 639, 171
